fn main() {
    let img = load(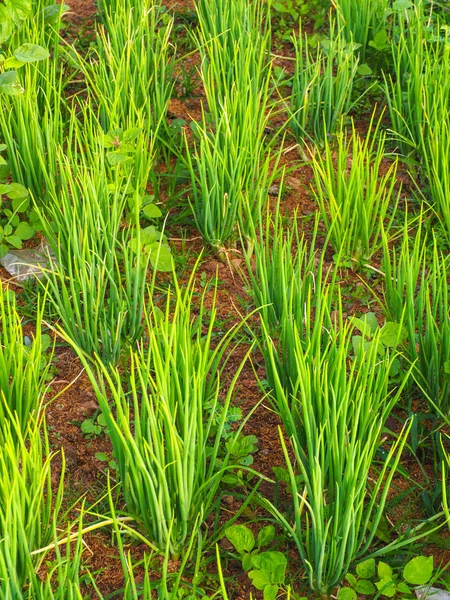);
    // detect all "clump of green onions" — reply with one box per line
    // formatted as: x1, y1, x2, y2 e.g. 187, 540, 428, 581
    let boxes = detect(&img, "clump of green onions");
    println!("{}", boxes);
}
77, 270, 253, 558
